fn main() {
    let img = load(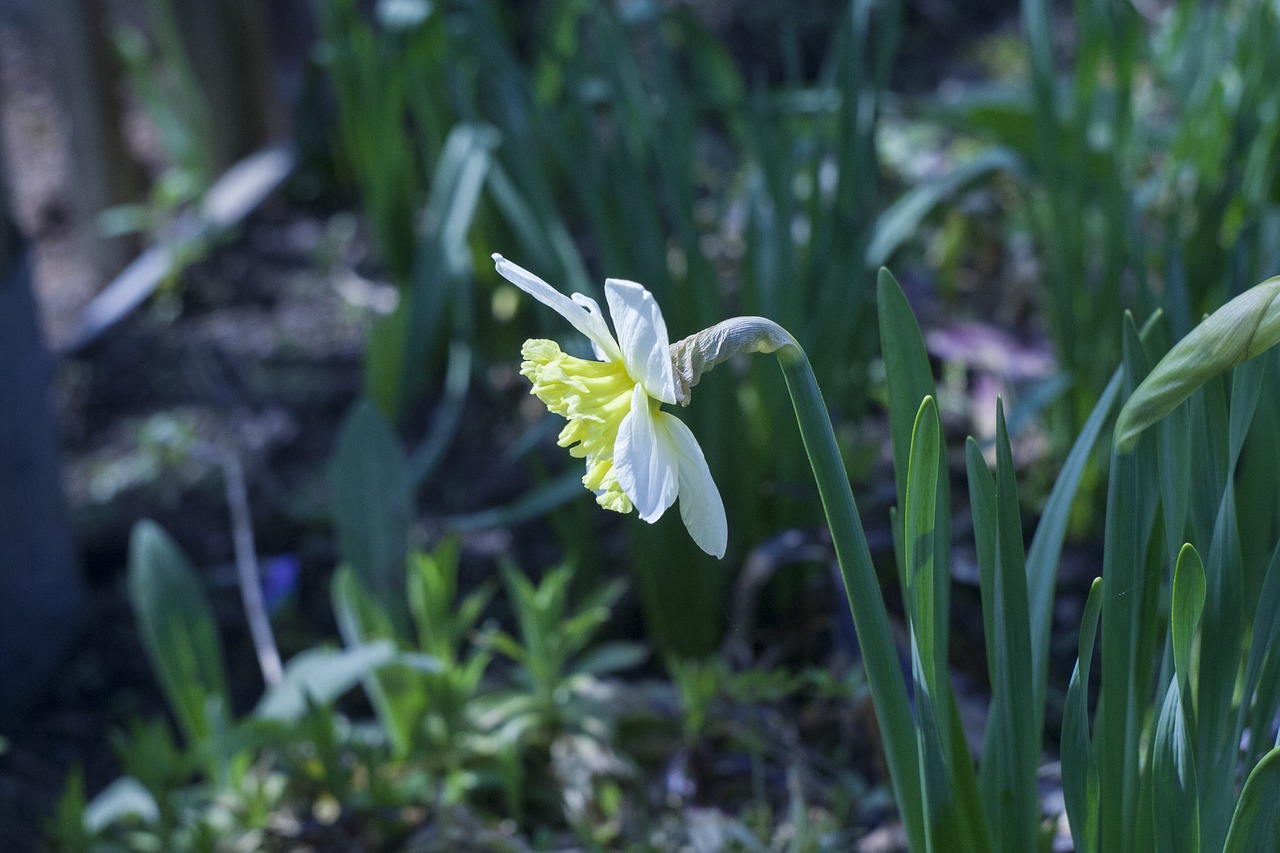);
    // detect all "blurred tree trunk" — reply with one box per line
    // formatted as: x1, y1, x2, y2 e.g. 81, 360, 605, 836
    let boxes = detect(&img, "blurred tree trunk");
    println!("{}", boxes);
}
39, 0, 145, 279
0, 164, 84, 730
170, 0, 280, 171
